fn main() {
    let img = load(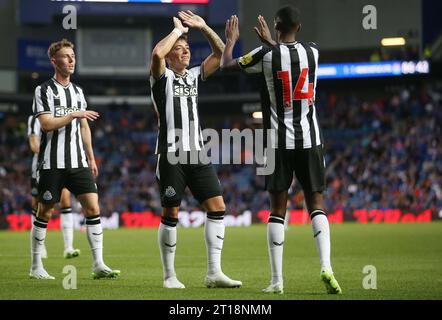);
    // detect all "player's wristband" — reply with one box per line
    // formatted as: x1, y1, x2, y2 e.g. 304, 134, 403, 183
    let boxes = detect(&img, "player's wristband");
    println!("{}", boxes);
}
172, 28, 183, 37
